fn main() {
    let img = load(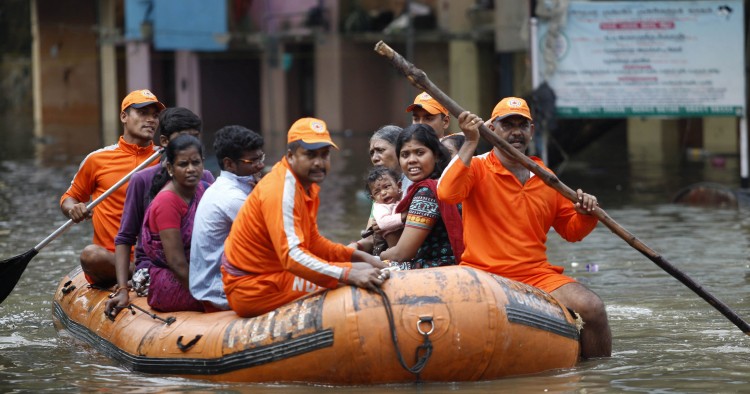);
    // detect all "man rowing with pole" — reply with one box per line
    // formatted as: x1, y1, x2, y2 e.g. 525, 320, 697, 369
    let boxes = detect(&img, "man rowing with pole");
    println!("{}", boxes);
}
437, 97, 611, 359
60, 89, 165, 287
